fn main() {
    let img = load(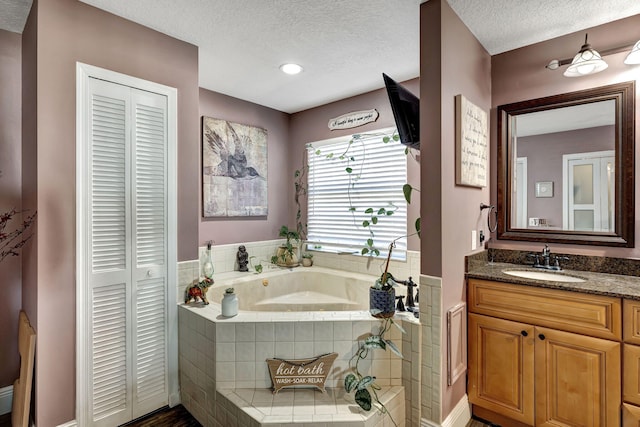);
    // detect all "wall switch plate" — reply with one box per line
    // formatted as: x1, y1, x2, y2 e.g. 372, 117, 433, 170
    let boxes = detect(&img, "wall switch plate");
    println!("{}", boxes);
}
471, 230, 477, 250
